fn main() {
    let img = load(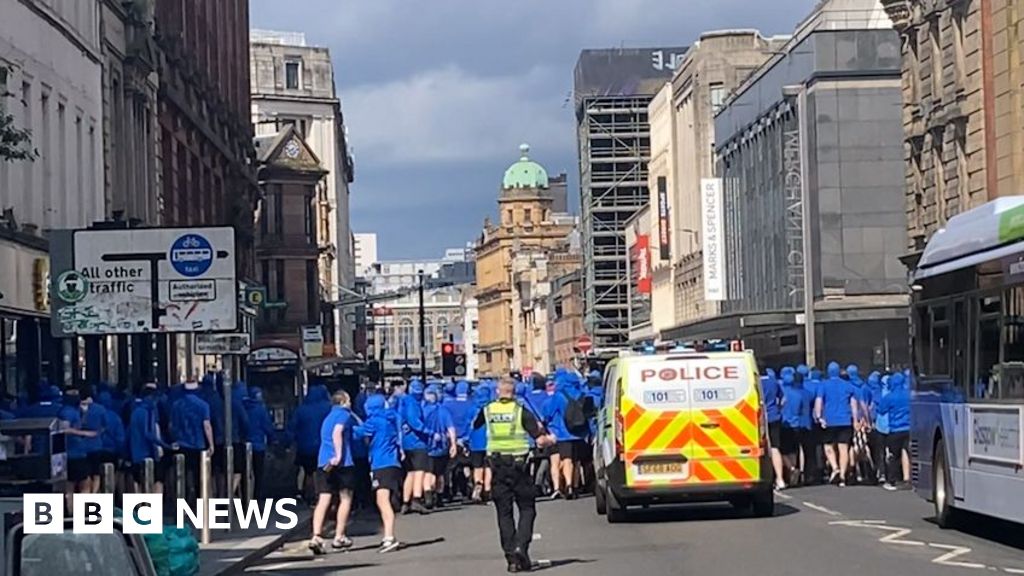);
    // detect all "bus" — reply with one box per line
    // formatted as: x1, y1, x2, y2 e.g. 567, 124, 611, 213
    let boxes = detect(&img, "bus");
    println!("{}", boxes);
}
910, 197, 1024, 527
